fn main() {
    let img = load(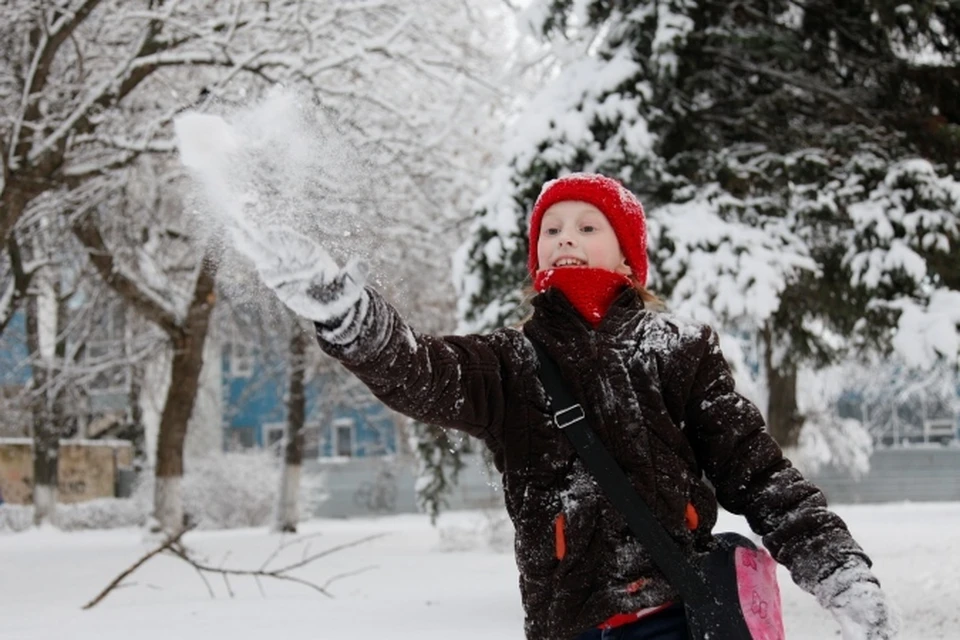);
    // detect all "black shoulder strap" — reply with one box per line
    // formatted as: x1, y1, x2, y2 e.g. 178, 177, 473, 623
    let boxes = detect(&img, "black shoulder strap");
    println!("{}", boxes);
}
529, 337, 713, 607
